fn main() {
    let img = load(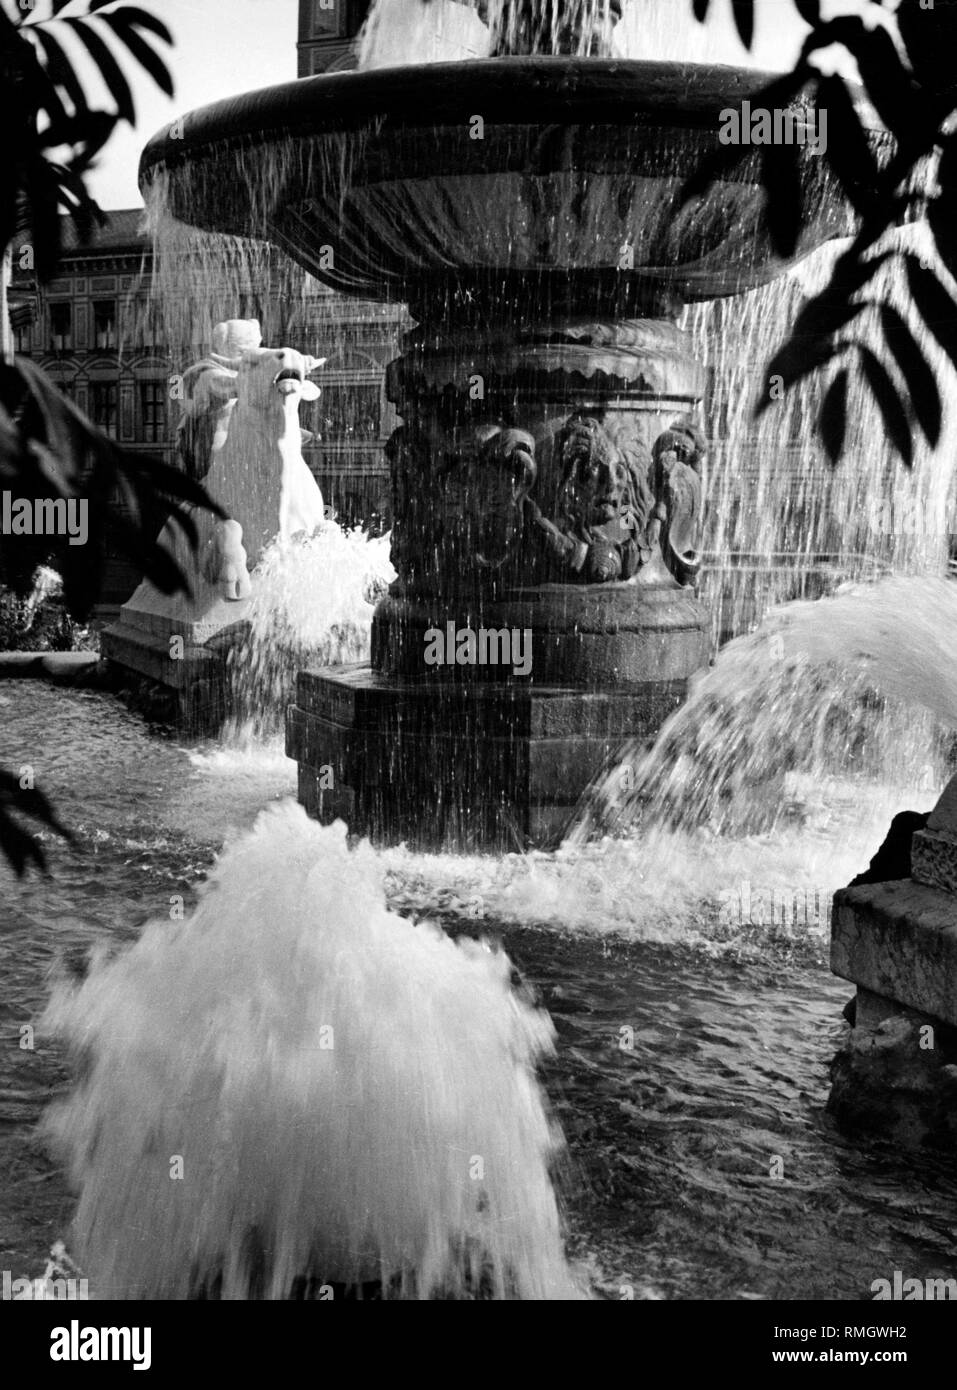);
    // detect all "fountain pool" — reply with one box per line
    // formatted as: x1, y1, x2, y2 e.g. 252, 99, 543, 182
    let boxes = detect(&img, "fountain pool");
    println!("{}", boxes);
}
4, 646, 956, 1299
